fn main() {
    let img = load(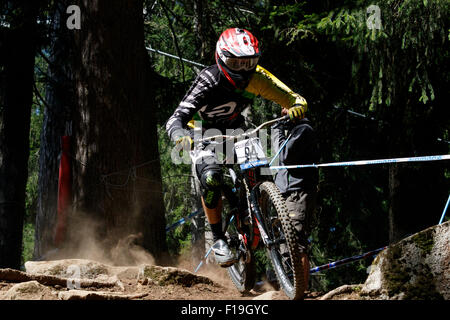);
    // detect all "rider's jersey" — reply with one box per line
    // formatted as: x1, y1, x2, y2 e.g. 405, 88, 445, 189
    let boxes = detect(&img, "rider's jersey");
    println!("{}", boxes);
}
166, 64, 306, 142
